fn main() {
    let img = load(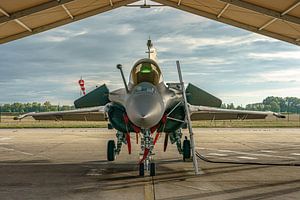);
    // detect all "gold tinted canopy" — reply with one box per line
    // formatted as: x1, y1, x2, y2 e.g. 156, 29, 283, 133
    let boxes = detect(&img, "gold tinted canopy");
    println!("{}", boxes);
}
0, 0, 300, 45
130, 59, 162, 85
